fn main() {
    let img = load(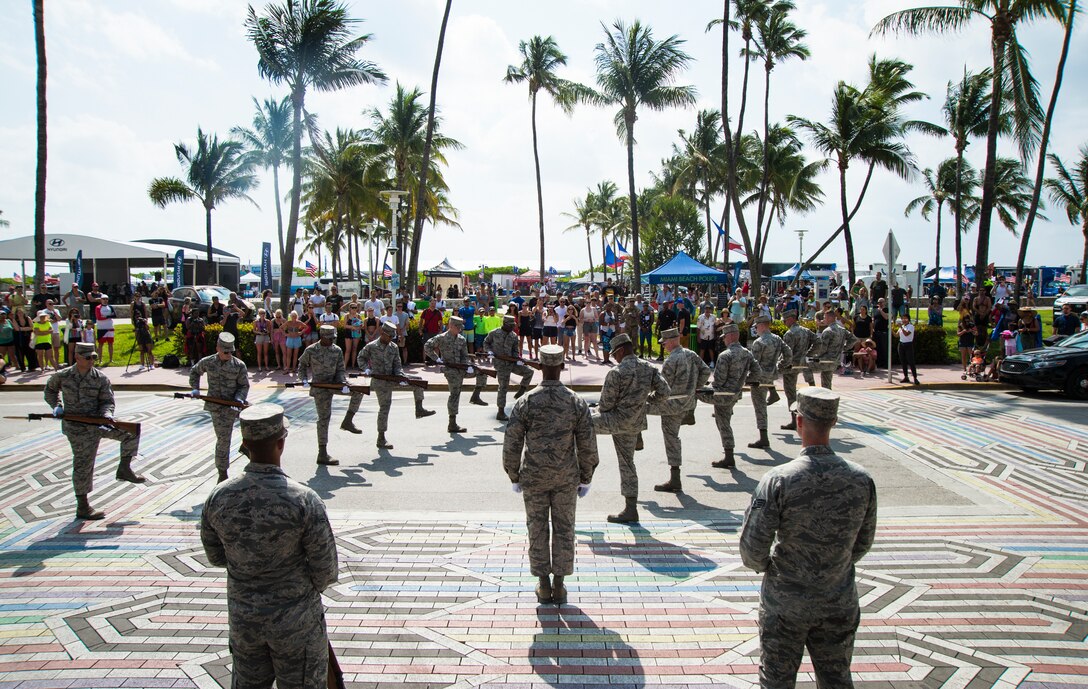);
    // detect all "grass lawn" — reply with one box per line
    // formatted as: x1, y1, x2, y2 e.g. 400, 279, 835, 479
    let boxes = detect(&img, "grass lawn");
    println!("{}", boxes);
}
910, 307, 1055, 363
97, 324, 179, 368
